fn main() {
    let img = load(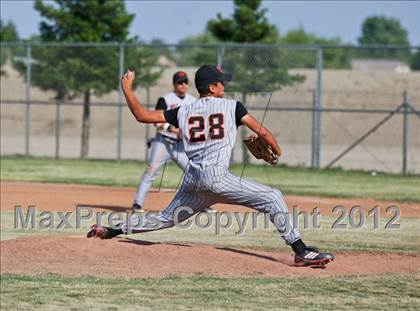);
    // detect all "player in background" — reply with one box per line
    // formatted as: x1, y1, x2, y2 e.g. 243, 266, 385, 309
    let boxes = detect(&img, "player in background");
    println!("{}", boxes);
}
132, 71, 212, 213
89, 65, 334, 268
